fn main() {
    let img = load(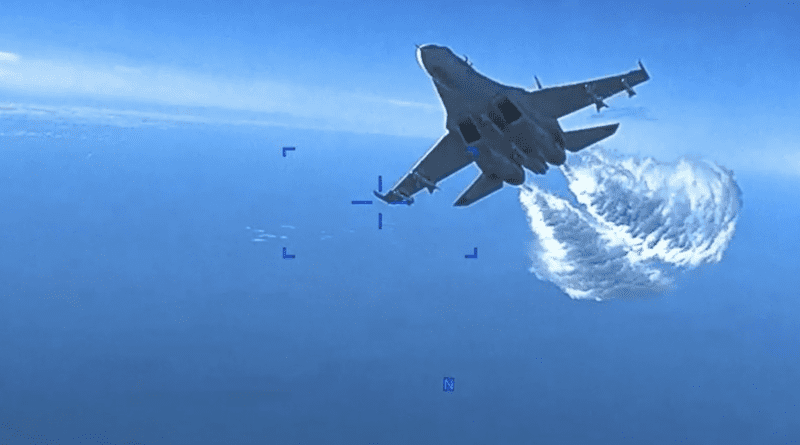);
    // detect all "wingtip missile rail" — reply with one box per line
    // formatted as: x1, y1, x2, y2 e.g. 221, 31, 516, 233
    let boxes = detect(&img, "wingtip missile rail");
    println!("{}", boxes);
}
373, 190, 414, 205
